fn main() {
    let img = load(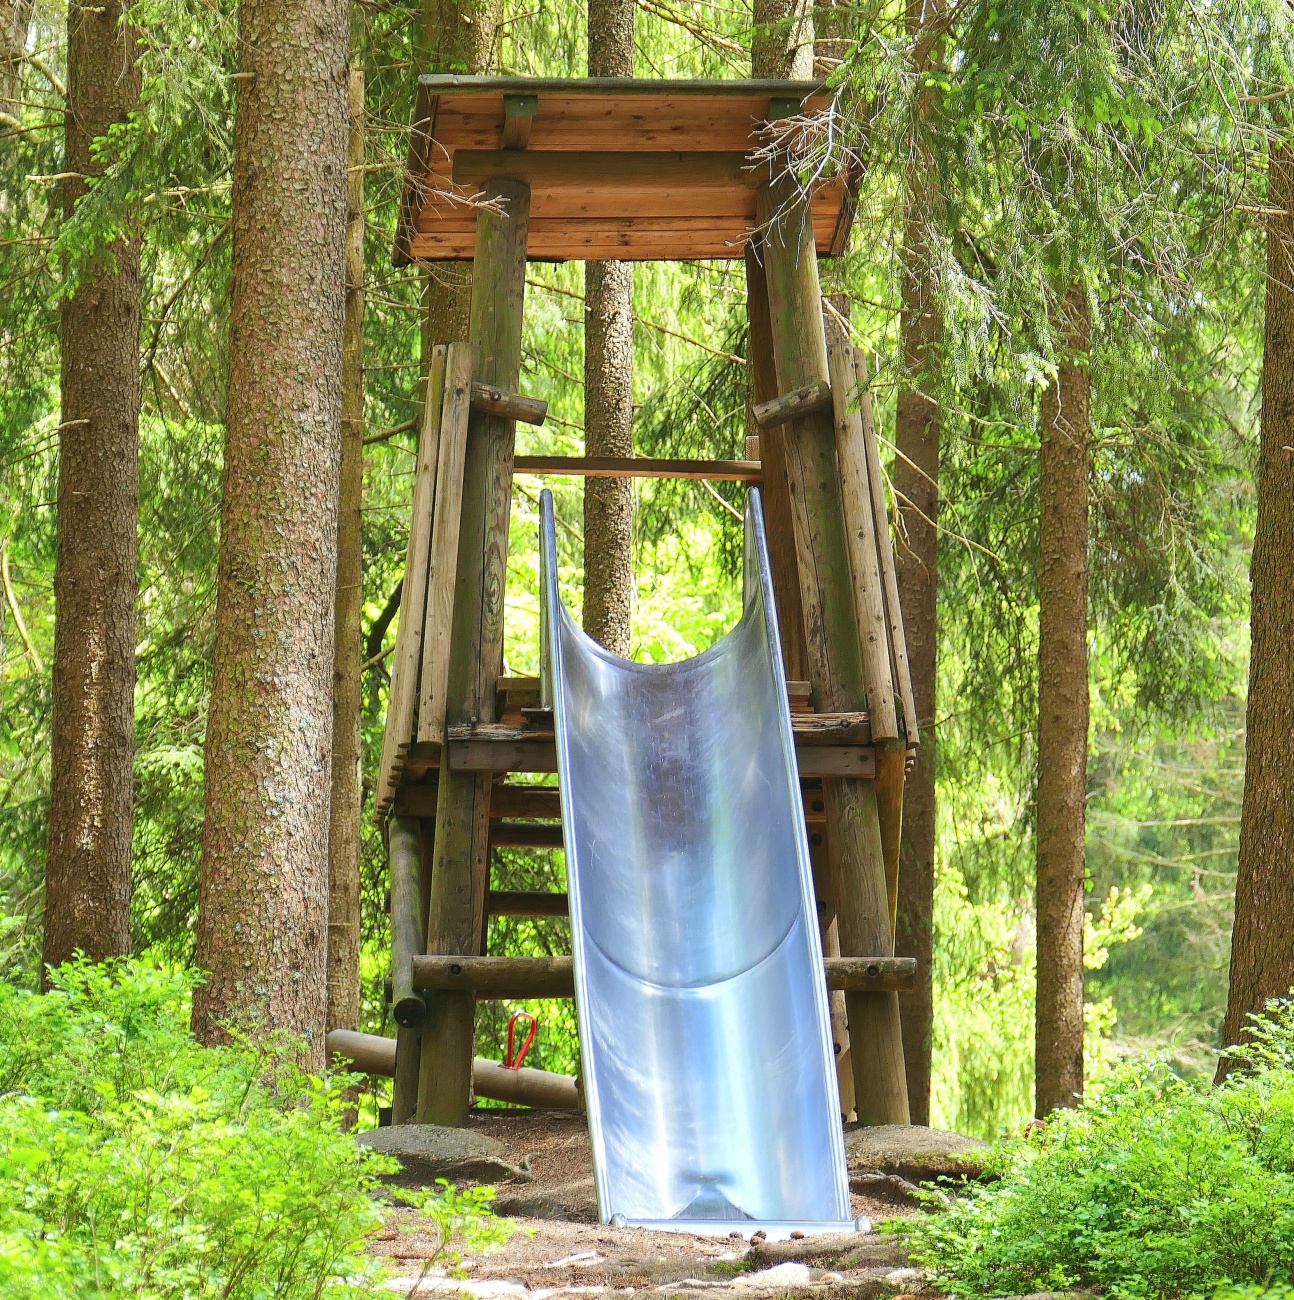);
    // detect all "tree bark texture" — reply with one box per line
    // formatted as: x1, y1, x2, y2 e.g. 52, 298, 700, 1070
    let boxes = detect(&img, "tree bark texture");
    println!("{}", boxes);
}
192, 0, 349, 1066
1034, 283, 1091, 1117
42, 0, 142, 981
418, 0, 501, 351
752, 0, 814, 78
326, 67, 366, 1036
892, 0, 945, 1128
1219, 144, 1294, 1065
581, 0, 635, 657
0, 0, 32, 121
